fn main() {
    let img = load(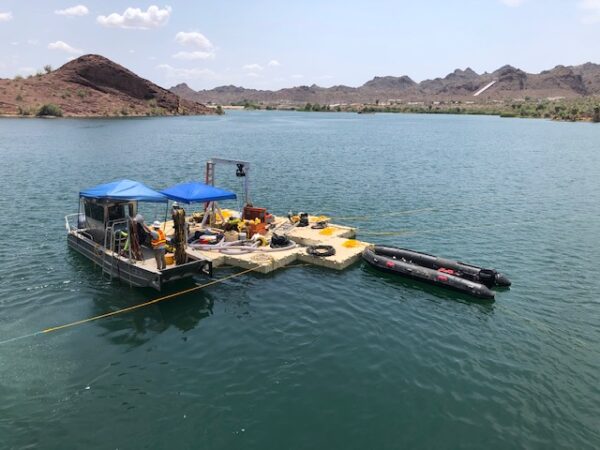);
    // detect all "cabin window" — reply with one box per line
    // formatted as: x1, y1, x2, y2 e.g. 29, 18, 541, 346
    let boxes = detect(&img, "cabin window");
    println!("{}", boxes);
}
85, 202, 105, 222
107, 204, 126, 222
